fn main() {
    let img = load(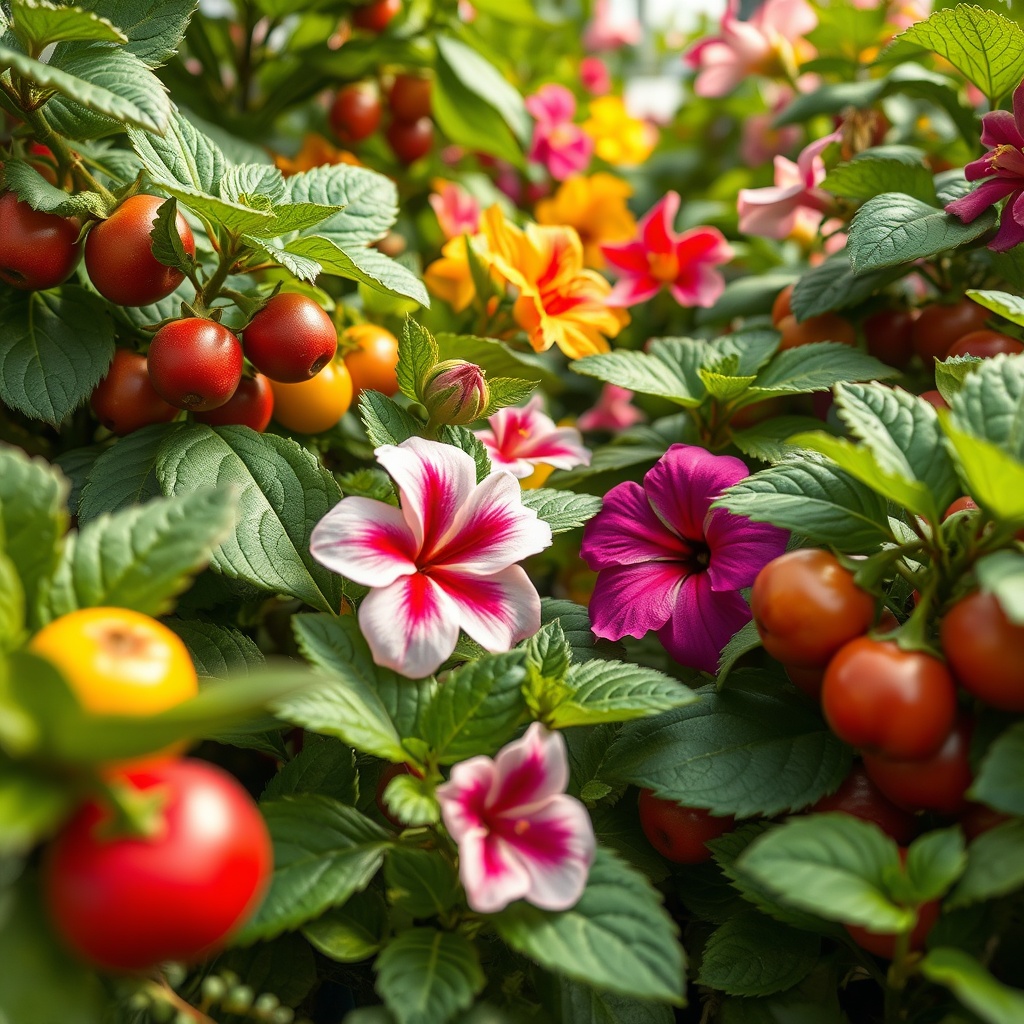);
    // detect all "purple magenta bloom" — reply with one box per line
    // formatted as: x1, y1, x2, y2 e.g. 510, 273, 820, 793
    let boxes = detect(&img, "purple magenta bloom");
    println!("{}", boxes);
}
580, 444, 788, 674
946, 78, 1024, 252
